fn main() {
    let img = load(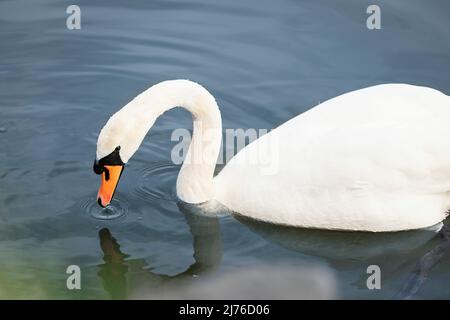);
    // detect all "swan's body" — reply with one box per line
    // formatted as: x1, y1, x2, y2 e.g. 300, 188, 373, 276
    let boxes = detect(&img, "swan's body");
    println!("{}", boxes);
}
95, 80, 450, 232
